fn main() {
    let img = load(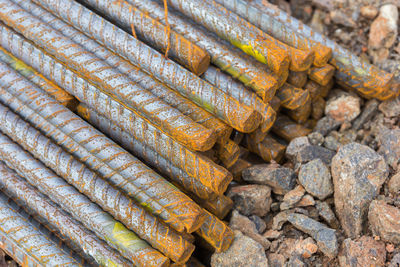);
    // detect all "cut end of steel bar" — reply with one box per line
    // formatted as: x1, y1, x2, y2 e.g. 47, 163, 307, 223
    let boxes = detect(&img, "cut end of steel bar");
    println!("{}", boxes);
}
189, 127, 218, 152
259, 103, 276, 133
312, 44, 333, 67
288, 47, 315, 72
277, 83, 310, 110
308, 64, 335, 86
195, 52, 212, 75
234, 106, 263, 133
